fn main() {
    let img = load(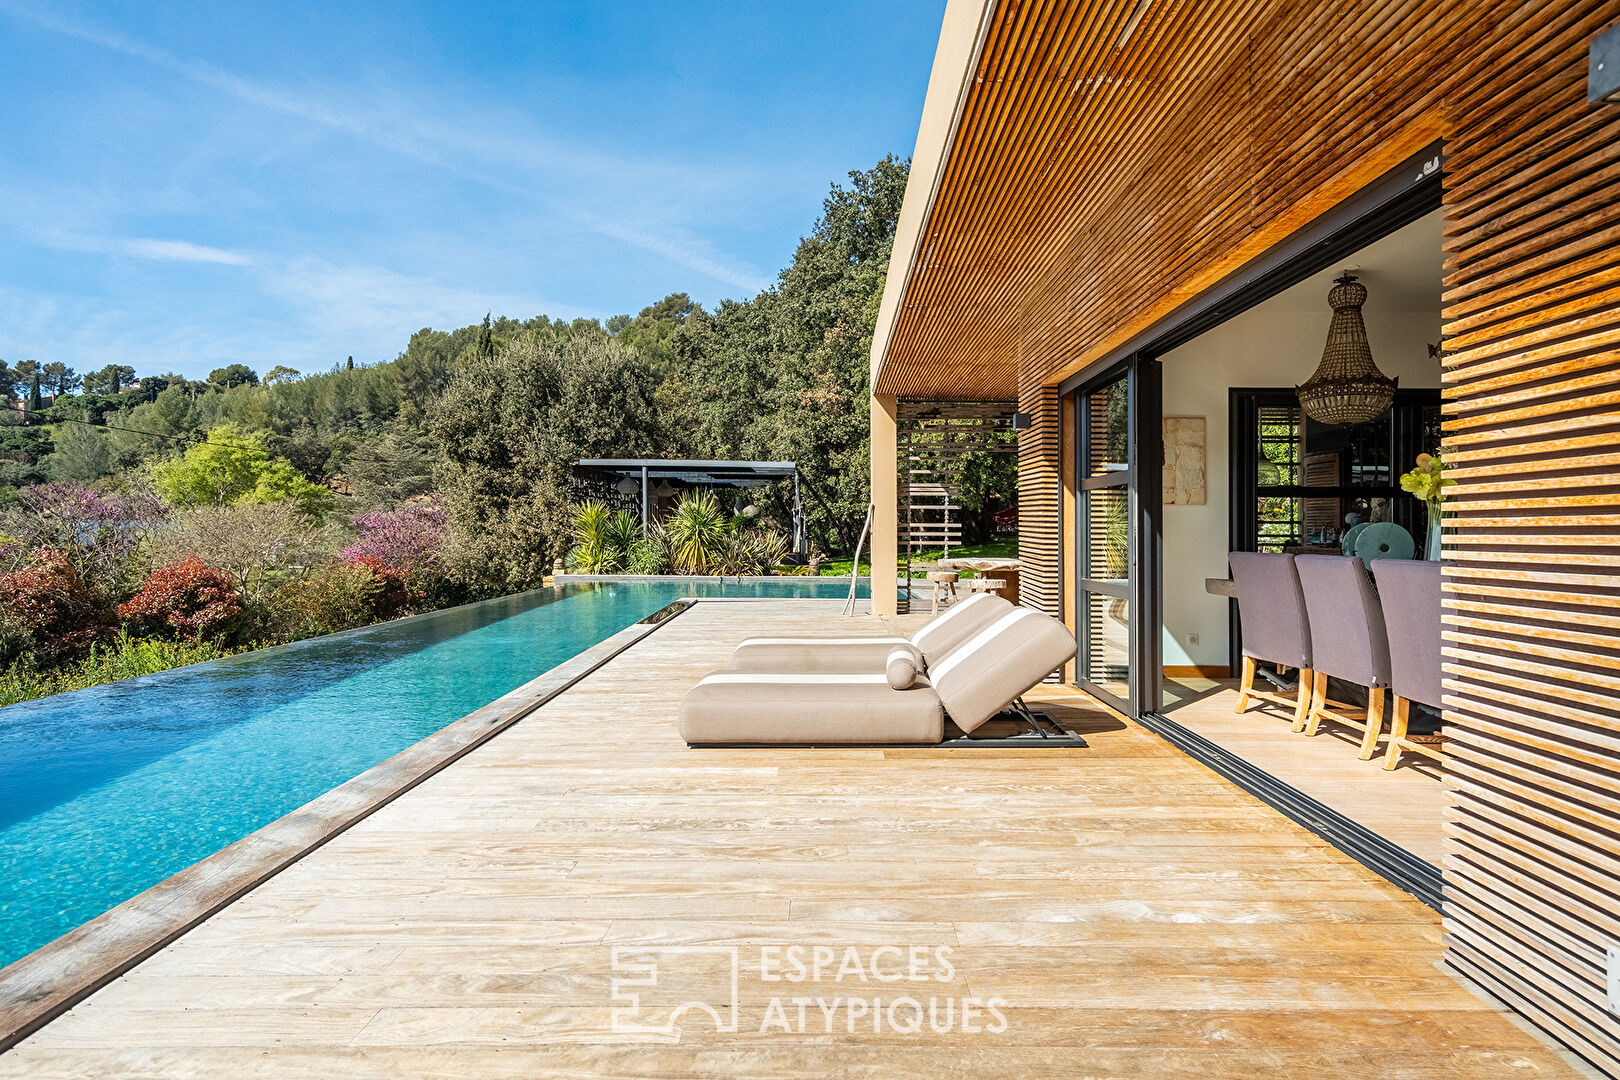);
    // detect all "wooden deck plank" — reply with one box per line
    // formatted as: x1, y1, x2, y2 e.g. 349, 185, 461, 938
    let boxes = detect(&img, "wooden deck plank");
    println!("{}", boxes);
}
0, 600, 1580, 1078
